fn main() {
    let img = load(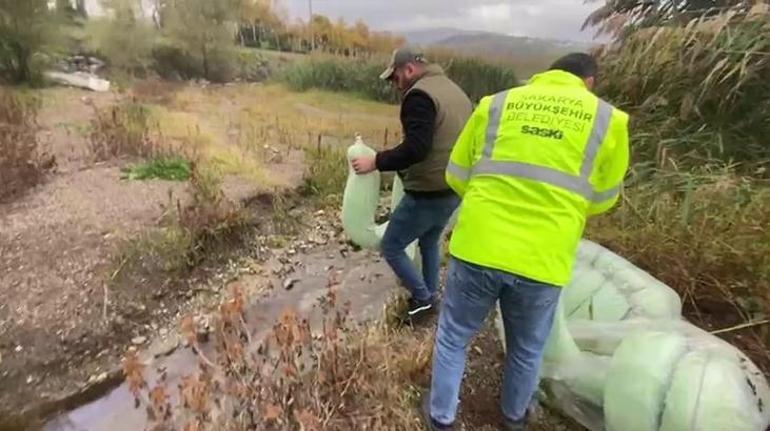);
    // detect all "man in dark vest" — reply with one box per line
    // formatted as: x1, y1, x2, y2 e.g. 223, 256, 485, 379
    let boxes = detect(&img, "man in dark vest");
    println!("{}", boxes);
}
352, 46, 472, 319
